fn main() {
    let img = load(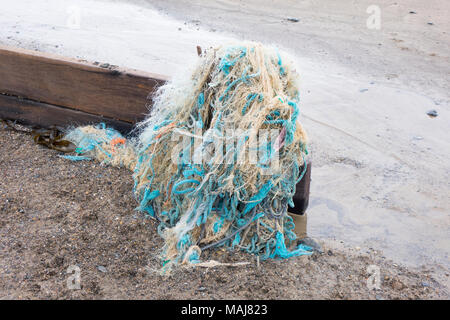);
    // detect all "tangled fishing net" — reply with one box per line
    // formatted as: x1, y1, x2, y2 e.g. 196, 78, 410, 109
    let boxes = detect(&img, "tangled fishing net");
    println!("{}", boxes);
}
63, 42, 312, 268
